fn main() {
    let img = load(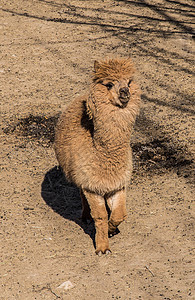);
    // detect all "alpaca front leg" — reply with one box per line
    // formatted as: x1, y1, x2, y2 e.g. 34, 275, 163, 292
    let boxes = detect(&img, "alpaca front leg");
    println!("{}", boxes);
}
107, 188, 127, 235
82, 189, 110, 255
